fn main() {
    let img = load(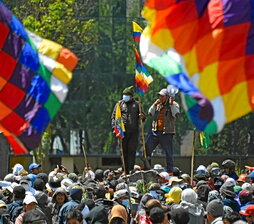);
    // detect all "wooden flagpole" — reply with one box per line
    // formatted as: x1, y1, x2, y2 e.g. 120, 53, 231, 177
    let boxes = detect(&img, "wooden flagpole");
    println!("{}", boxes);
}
138, 96, 151, 170
190, 130, 196, 185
